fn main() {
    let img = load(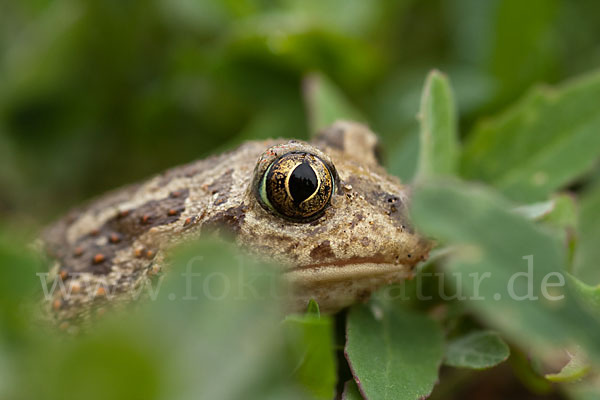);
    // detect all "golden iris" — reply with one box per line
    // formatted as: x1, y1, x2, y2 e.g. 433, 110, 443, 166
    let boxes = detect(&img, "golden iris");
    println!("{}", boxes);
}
258, 152, 334, 221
